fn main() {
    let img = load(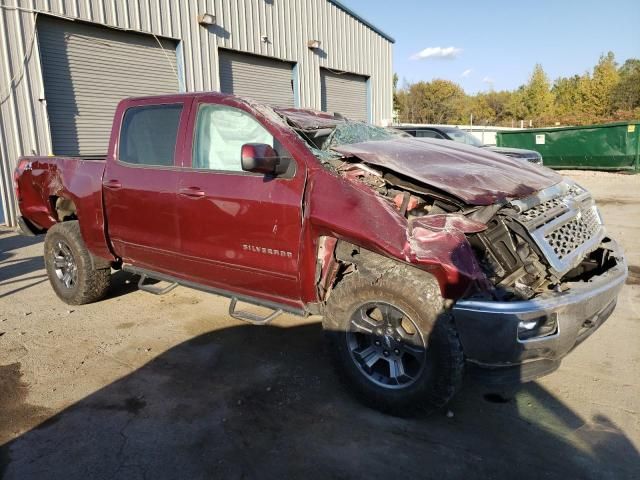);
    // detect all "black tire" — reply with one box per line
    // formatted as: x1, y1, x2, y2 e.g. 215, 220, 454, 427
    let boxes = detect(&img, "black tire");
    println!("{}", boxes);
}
44, 221, 111, 305
323, 262, 464, 416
